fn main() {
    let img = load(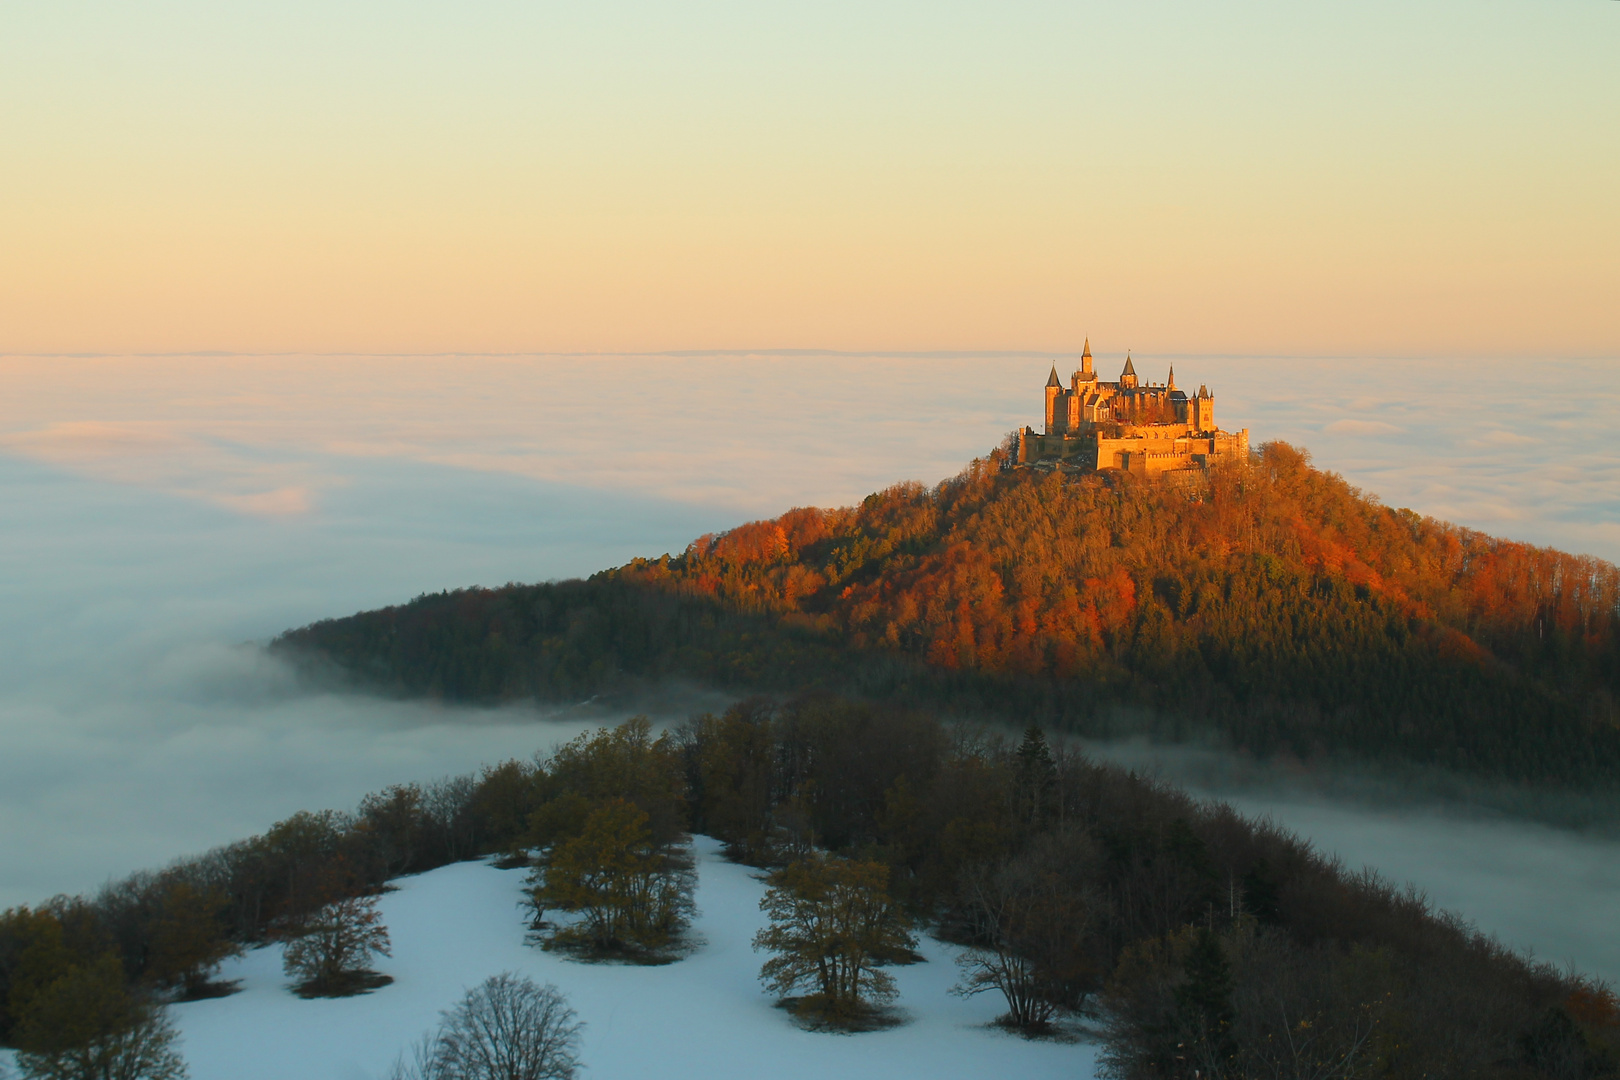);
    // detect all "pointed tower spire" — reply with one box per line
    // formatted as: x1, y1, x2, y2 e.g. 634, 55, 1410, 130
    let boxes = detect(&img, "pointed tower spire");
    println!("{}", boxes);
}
1044, 364, 1065, 434
1080, 337, 1094, 378
1082, 337, 1091, 359
1167, 365, 1176, 390
1121, 355, 1136, 377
